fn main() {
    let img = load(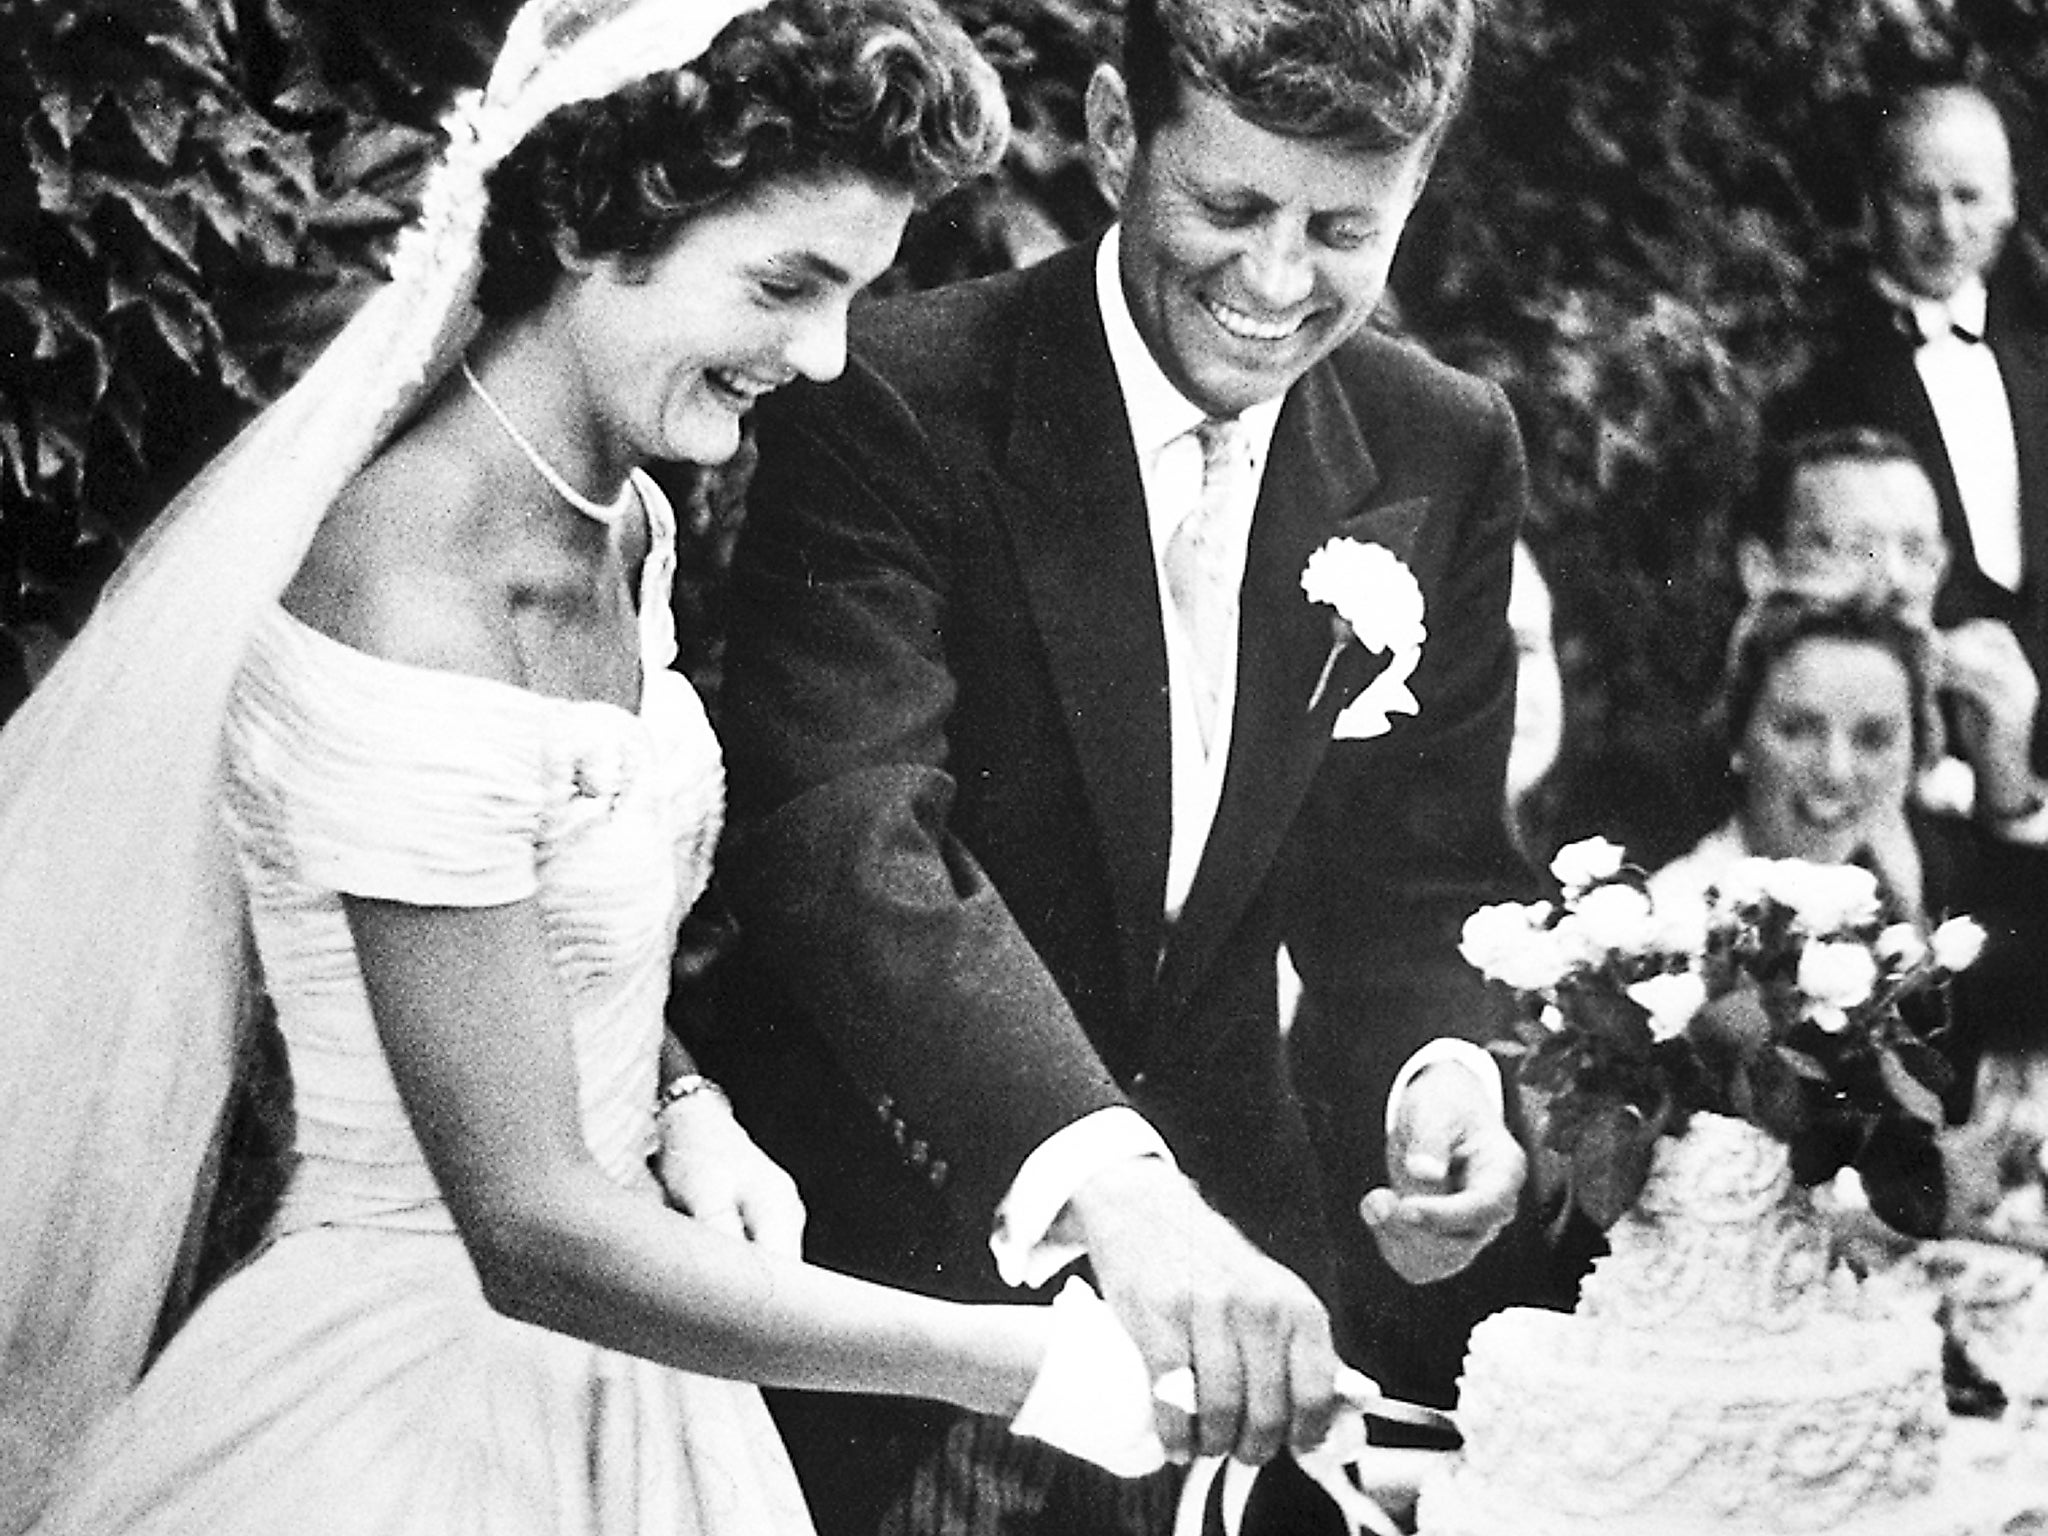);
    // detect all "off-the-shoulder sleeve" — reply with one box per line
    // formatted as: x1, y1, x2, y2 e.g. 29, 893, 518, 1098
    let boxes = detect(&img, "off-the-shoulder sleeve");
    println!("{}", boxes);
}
225, 609, 555, 907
